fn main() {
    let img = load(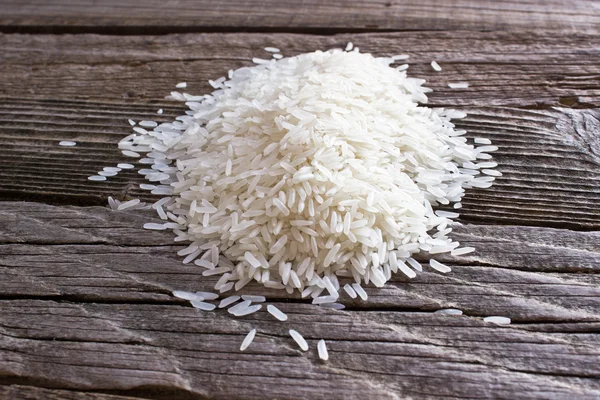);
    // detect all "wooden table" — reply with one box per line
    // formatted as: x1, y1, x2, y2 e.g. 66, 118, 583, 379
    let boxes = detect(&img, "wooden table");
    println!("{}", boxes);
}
1, 1, 599, 399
